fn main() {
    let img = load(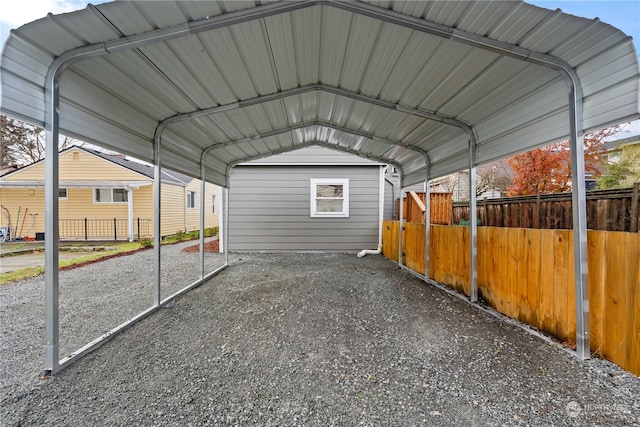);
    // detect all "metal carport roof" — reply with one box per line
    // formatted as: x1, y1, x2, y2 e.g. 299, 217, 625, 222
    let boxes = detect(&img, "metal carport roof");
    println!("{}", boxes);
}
1, 0, 639, 374
2, 0, 638, 187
